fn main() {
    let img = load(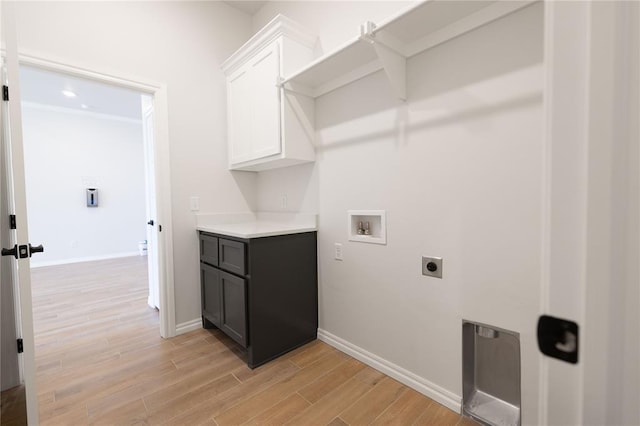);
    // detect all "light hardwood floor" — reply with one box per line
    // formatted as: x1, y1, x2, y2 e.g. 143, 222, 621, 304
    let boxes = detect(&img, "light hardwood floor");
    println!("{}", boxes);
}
1, 385, 27, 426
28, 256, 476, 425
